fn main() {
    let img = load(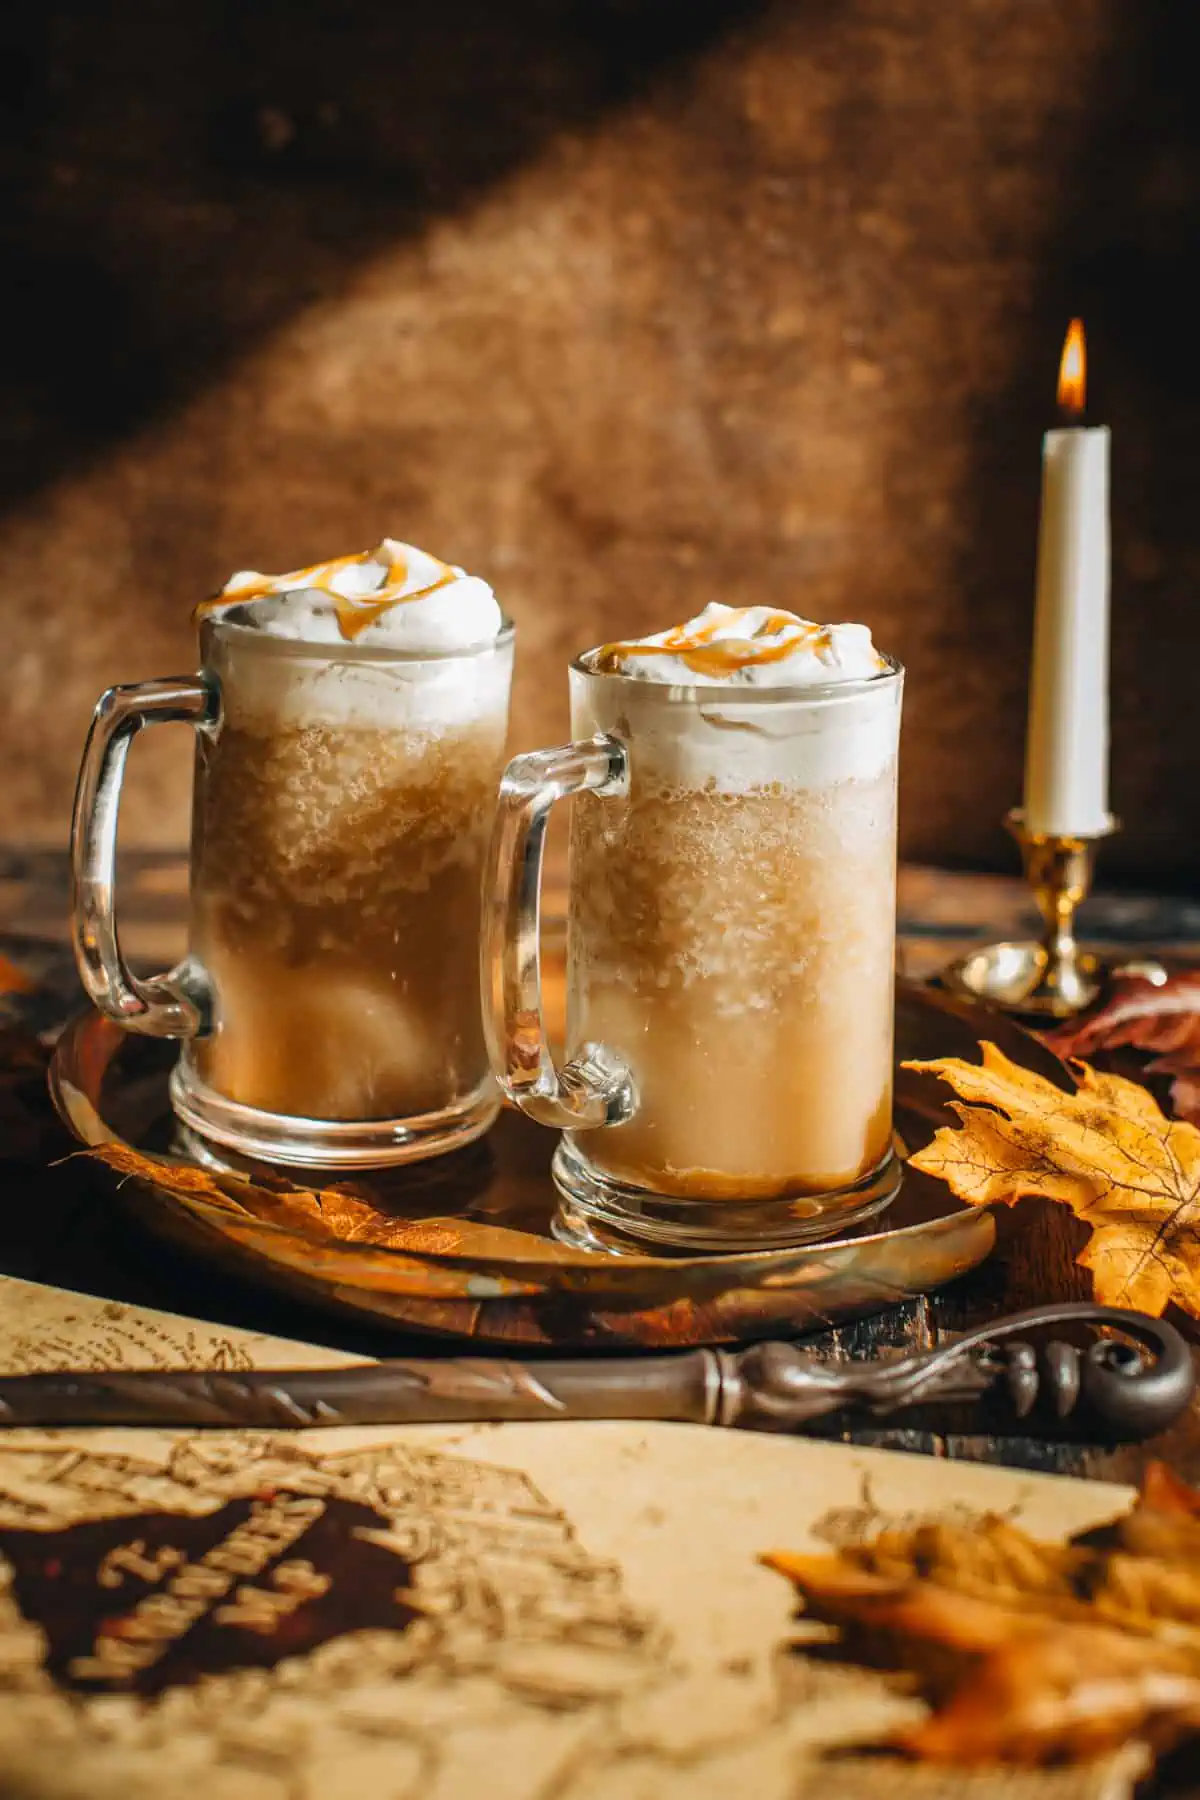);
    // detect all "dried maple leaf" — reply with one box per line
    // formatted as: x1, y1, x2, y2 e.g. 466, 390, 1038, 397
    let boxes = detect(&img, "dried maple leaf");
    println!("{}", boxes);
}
1140, 1458, 1200, 1520
89, 1141, 468, 1255
1076, 1461, 1200, 1566
93, 1140, 311, 1208
897, 1620, 1200, 1767
87, 1141, 540, 1265
760, 1552, 1024, 1677
1044, 971, 1200, 1128
902, 1041, 1200, 1320
791, 1513, 1200, 1652
763, 1464, 1200, 1768
764, 1550, 1200, 1762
